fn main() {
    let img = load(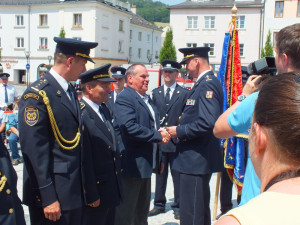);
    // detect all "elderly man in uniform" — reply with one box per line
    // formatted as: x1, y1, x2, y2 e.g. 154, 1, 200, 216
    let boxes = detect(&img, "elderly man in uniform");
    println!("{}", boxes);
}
0, 73, 19, 106
18, 37, 98, 225
149, 60, 188, 219
79, 64, 122, 225
0, 135, 26, 225
106, 66, 126, 118
114, 64, 170, 225
167, 47, 223, 225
